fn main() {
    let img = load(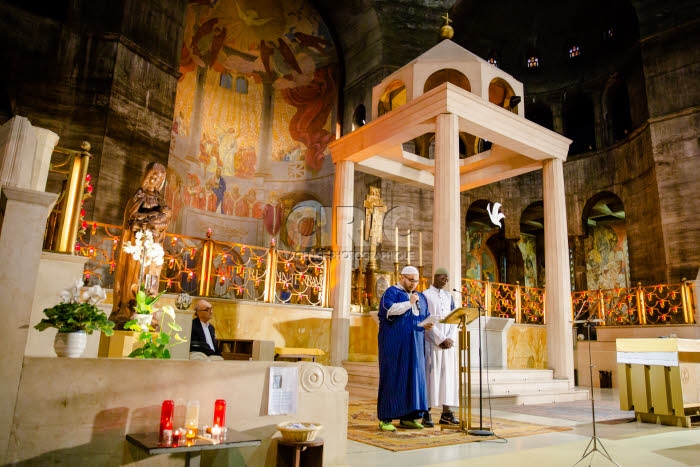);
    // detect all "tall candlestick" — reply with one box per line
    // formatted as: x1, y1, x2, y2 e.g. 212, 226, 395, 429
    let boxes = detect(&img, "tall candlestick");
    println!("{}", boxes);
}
407, 231, 411, 256
395, 226, 399, 254
359, 220, 364, 257
419, 232, 423, 266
